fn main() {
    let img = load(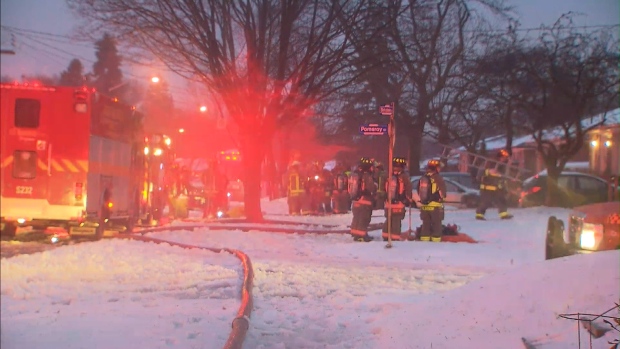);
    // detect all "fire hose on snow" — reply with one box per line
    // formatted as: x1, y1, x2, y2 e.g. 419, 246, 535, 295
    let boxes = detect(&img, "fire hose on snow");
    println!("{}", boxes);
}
111, 220, 385, 348
116, 229, 254, 349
